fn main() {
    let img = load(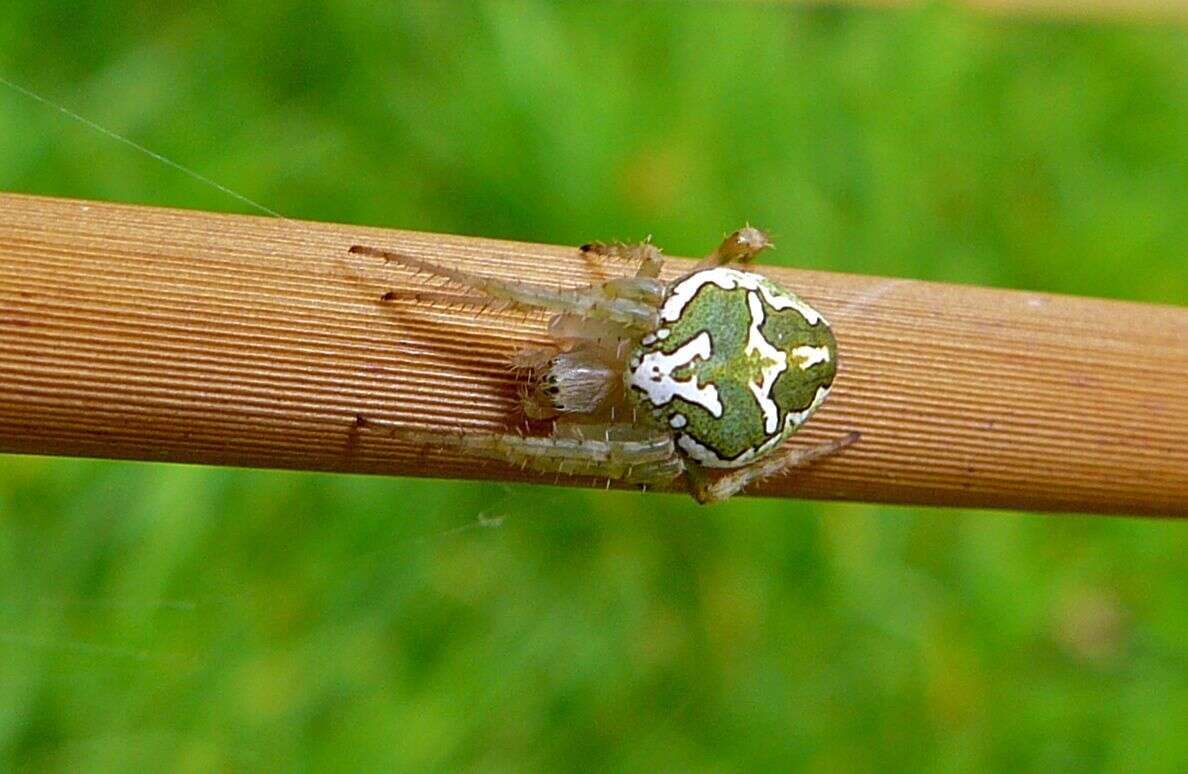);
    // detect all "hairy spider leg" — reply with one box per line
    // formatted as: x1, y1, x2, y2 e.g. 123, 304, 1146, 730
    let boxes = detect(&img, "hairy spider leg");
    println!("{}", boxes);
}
695, 225, 774, 269
621, 456, 686, 484
349, 246, 660, 329
579, 238, 666, 279
686, 432, 860, 504
551, 422, 666, 441
385, 426, 683, 484
508, 344, 564, 370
